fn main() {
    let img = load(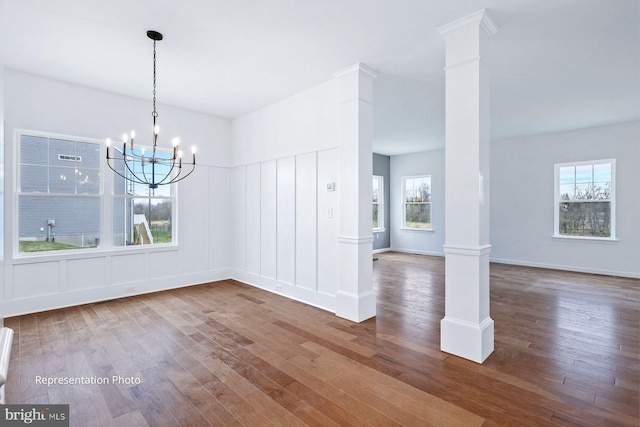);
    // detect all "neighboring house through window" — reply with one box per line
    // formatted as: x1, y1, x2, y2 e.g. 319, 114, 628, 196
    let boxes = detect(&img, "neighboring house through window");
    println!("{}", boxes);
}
17, 131, 176, 253
373, 175, 384, 230
18, 133, 101, 252
554, 159, 615, 239
402, 175, 431, 230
